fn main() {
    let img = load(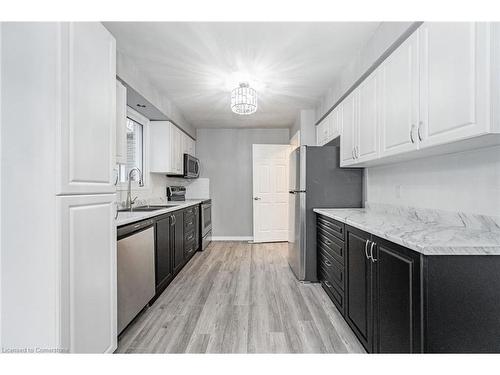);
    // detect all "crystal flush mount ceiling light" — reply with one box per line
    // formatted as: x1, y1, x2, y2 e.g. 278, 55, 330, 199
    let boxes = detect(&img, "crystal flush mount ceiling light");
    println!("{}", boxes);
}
230, 82, 257, 115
